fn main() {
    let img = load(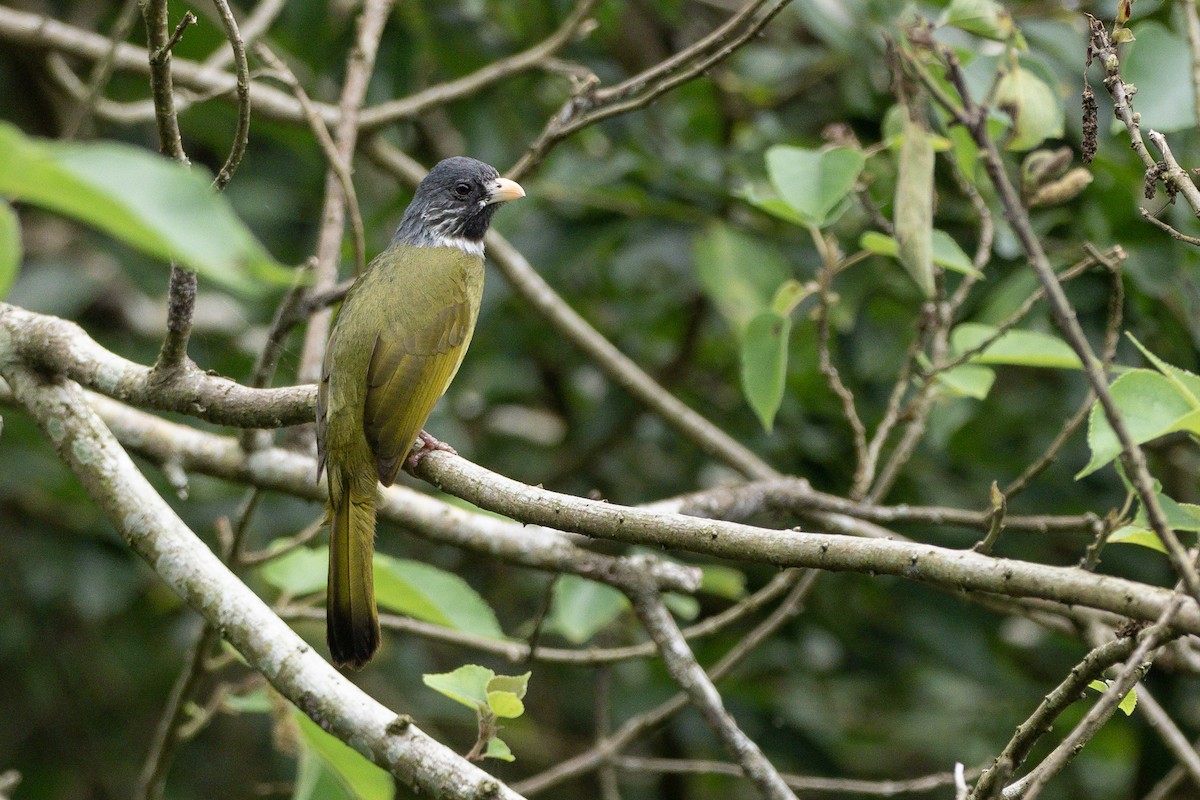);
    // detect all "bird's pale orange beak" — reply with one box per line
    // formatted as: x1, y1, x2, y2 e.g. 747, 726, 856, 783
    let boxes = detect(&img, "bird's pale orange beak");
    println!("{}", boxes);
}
486, 177, 525, 204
